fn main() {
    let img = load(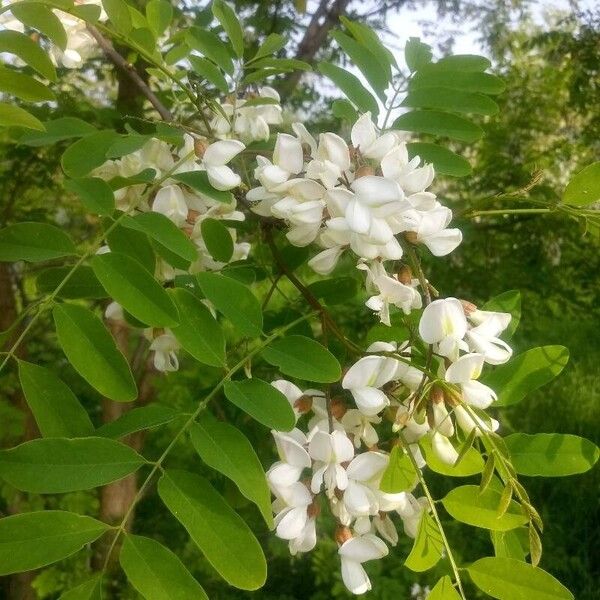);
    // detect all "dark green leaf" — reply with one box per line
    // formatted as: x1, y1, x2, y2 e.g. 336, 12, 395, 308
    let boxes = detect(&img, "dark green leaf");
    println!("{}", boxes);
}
189, 55, 229, 93
307, 276, 358, 305
173, 170, 234, 203
402, 87, 499, 116
96, 404, 179, 439
250, 33, 286, 62
19, 116, 96, 145
331, 98, 358, 122
212, 0, 244, 58
435, 54, 491, 72
393, 110, 483, 142
407, 142, 472, 177
36, 266, 107, 299
405, 37, 433, 72
105, 134, 151, 159
106, 222, 156, 273
318, 62, 379, 116
186, 27, 234, 75
410, 69, 505, 95
62, 131, 120, 178
200, 217, 234, 263
0, 222, 76, 262
65, 177, 115, 215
